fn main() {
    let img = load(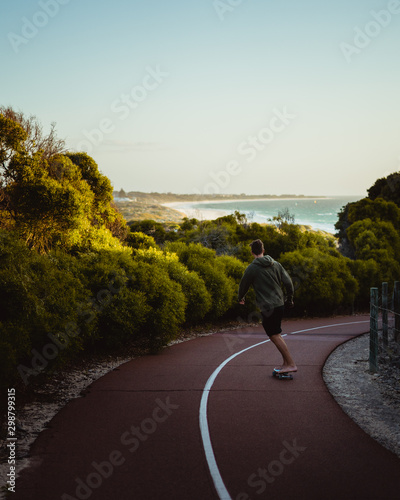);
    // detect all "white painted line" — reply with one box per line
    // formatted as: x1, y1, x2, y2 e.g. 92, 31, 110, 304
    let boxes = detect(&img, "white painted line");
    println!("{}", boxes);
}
288, 320, 369, 335
199, 319, 369, 500
199, 339, 270, 500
